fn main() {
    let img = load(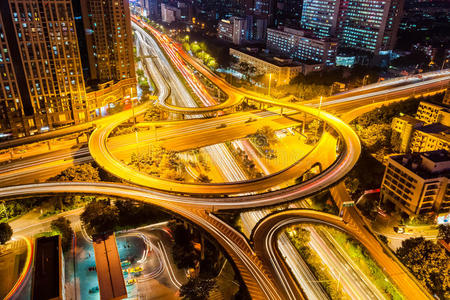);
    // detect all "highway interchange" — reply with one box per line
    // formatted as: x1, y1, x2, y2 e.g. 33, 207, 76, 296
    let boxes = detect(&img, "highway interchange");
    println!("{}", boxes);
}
1, 16, 449, 300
